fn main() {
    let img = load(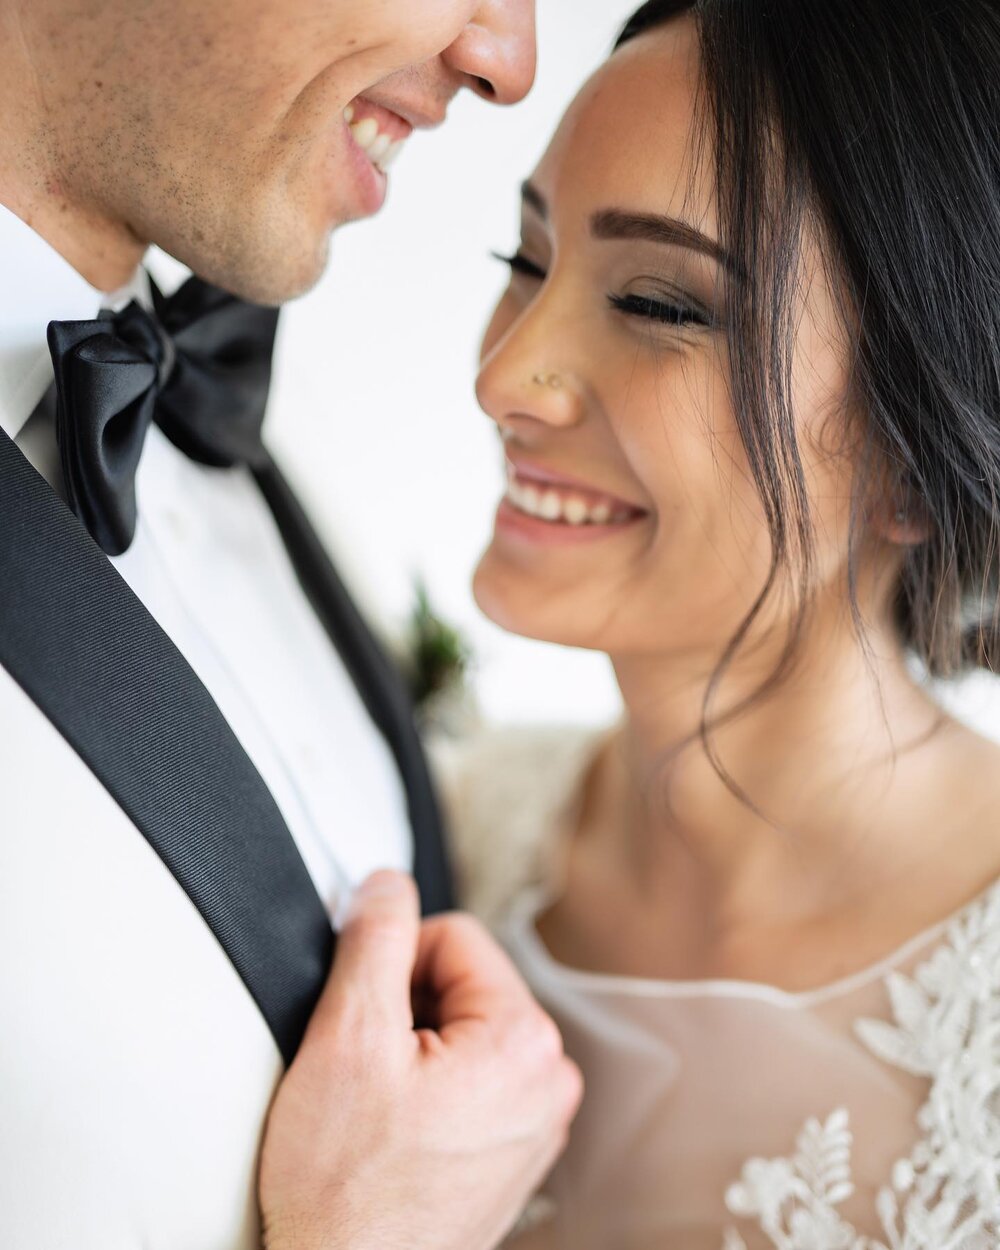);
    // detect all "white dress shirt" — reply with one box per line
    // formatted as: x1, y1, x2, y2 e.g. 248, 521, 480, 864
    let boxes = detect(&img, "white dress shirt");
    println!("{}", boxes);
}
0, 203, 413, 1248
